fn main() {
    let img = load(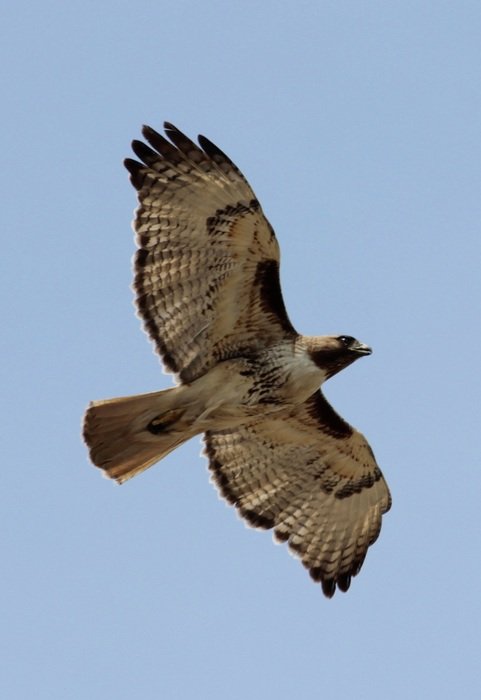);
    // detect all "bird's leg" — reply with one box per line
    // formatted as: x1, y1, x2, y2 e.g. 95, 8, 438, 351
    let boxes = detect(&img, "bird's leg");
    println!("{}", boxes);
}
146, 408, 186, 435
